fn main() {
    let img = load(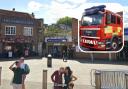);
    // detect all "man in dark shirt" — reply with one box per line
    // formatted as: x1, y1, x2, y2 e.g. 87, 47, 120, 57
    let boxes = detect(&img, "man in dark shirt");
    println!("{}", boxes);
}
51, 67, 65, 89
9, 61, 25, 89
